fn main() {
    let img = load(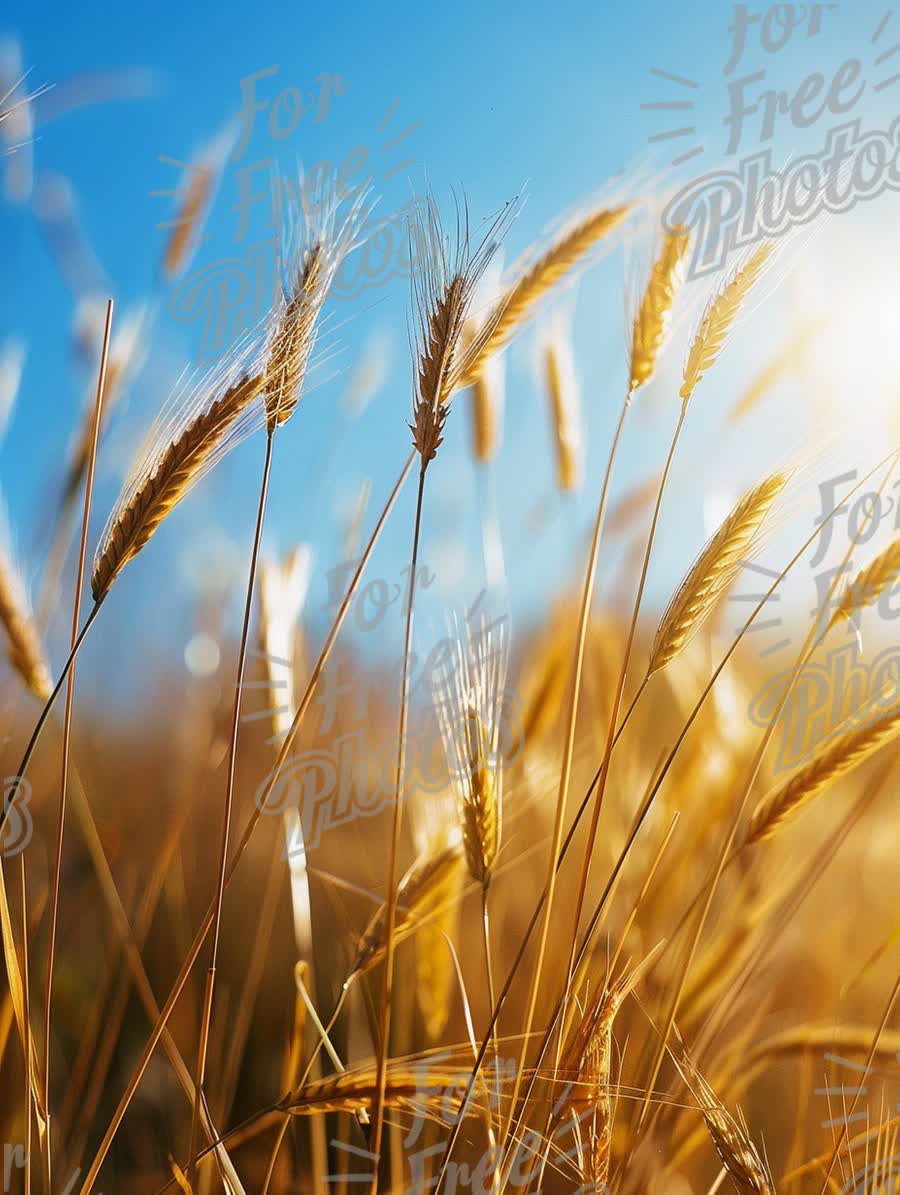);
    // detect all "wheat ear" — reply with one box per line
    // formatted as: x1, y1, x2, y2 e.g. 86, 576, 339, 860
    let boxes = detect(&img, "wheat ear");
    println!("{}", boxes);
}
542, 314, 583, 493
351, 837, 464, 979
681, 241, 775, 405
648, 471, 790, 675
747, 698, 900, 845
280, 1065, 483, 1119
628, 226, 690, 395
674, 1052, 774, 1195
460, 203, 632, 385
91, 370, 264, 600
0, 540, 51, 700
828, 537, 900, 631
